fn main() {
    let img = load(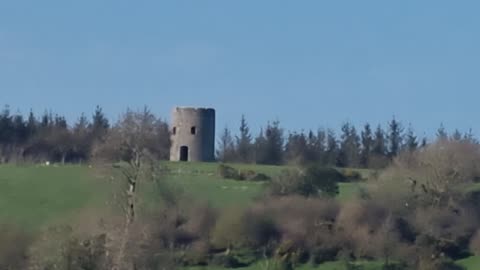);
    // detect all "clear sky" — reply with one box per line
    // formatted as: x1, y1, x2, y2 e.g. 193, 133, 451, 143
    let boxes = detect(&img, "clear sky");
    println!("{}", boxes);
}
1, 1, 479, 138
